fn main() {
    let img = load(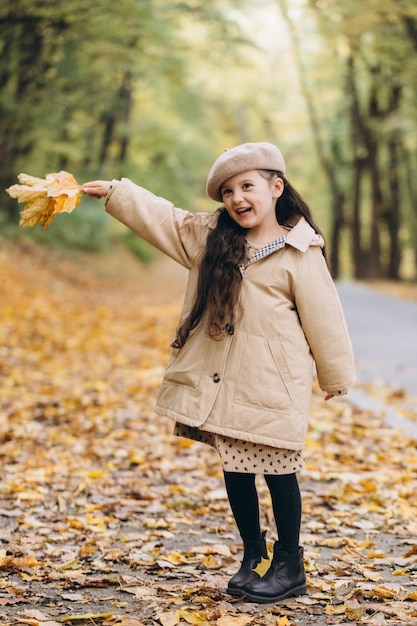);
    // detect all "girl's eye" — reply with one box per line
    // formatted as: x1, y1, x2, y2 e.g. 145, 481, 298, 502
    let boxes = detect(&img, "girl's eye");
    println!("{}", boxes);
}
221, 188, 231, 197
243, 183, 253, 190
